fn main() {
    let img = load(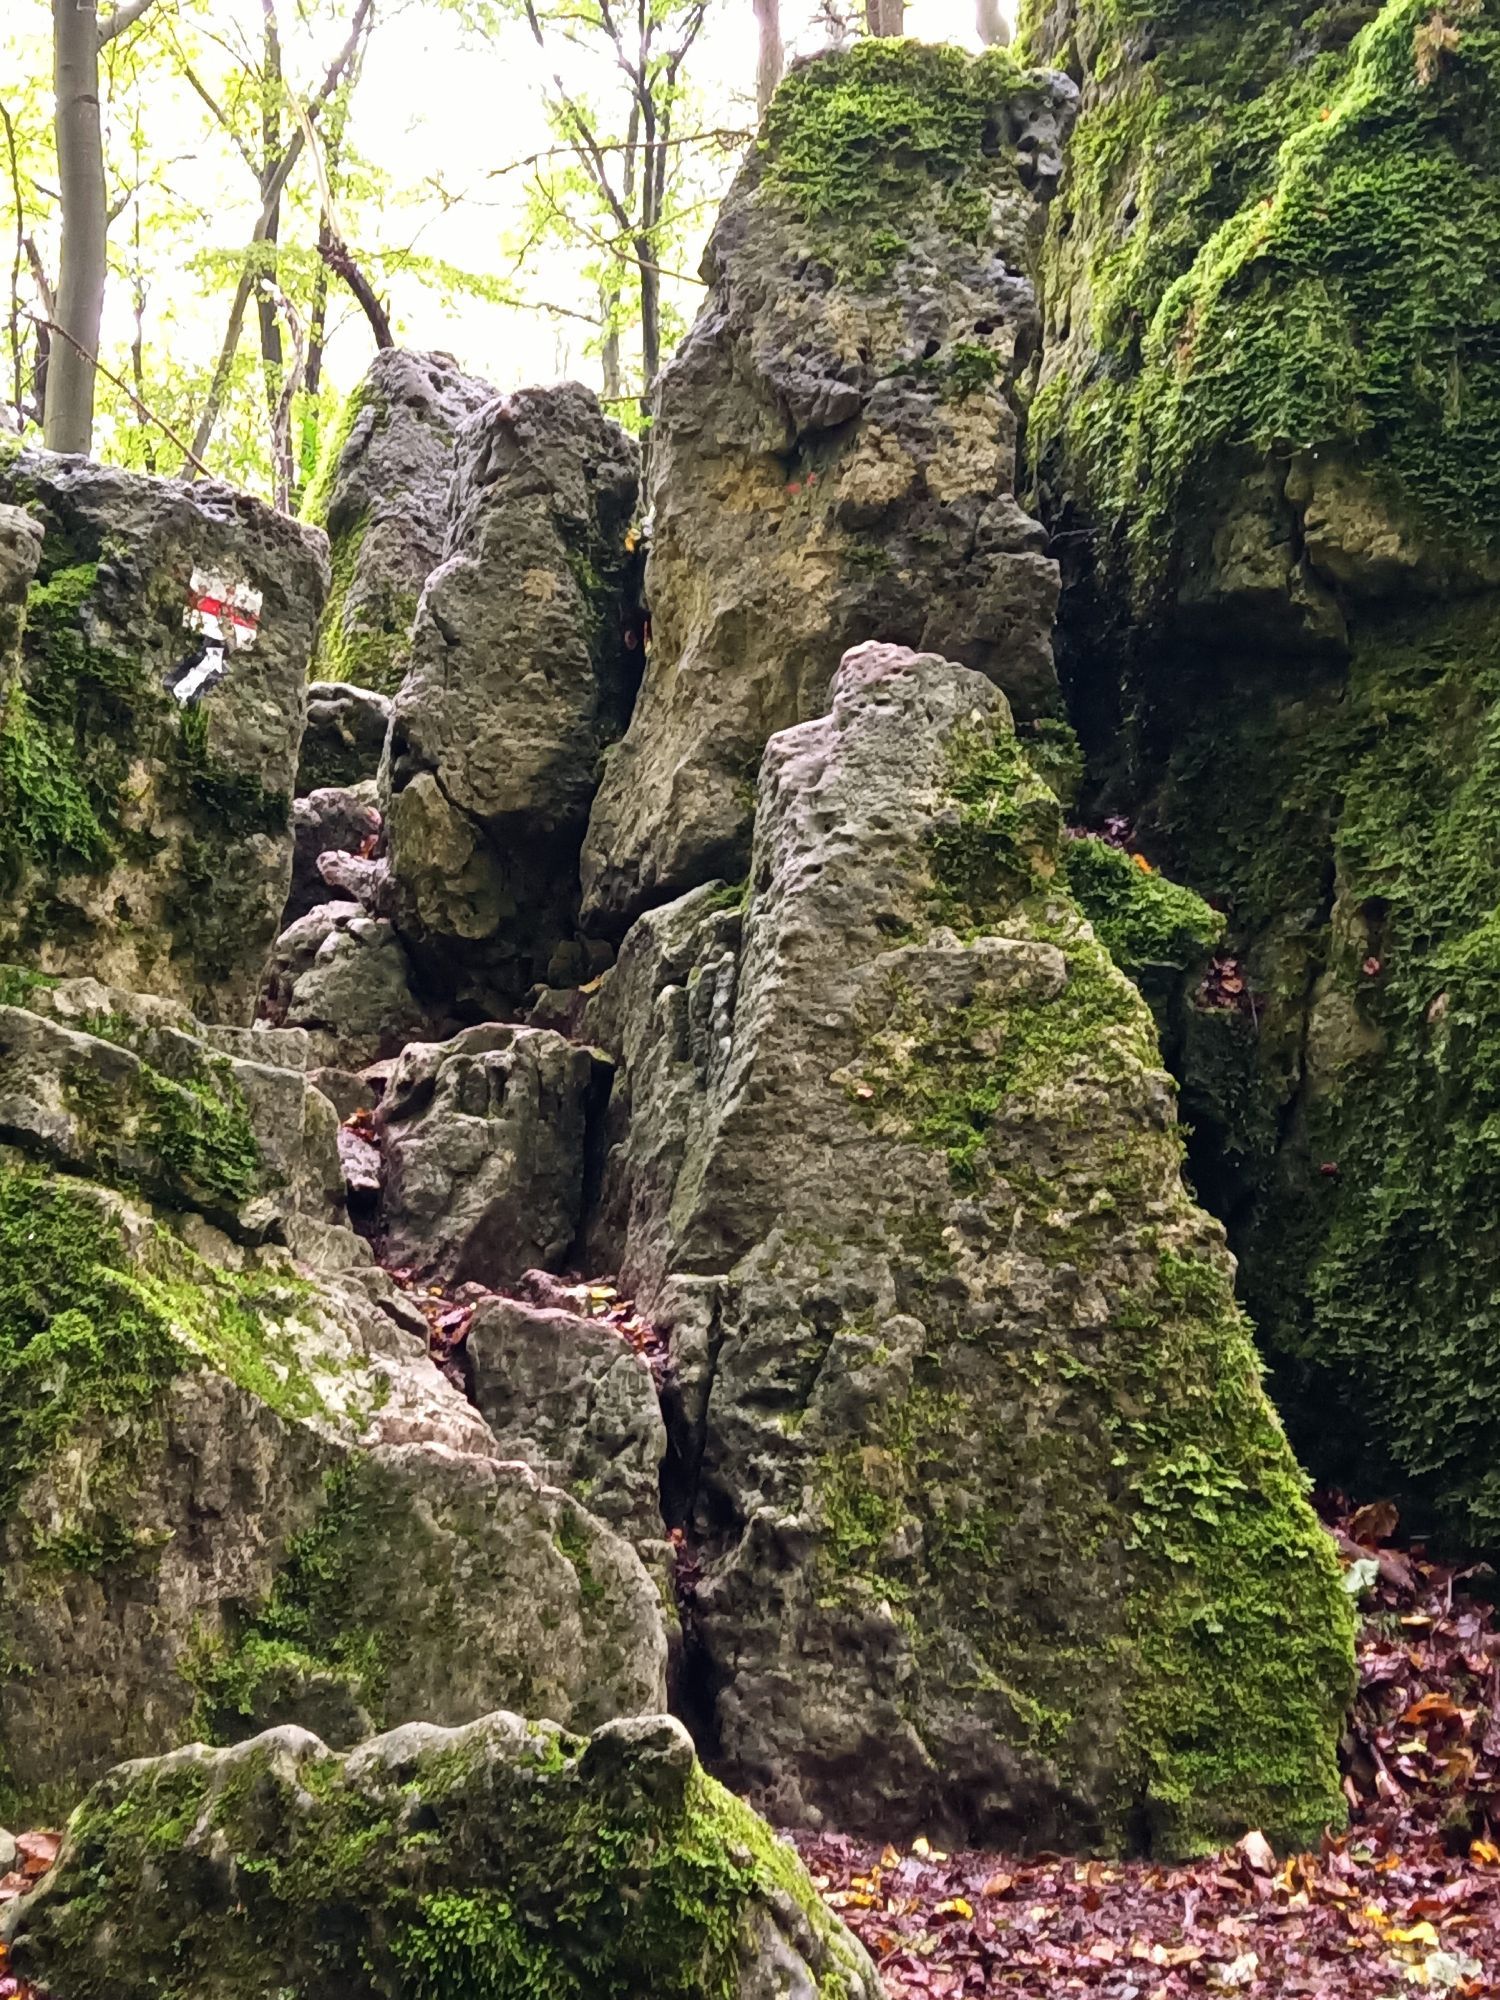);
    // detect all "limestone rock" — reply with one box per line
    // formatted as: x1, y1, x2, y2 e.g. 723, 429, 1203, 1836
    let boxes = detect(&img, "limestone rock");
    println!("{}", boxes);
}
468, 1295, 668, 1550
262, 901, 433, 1069
296, 680, 392, 792
580, 42, 1076, 934
6, 1713, 884, 2000
0, 971, 343, 1237
284, 781, 381, 927
1022, 0, 1500, 1539
0, 503, 42, 669
0, 452, 327, 1021
385, 382, 640, 1011
303, 348, 494, 693
0, 1096, 668, 1811
378, 1023, 599, 1287
588, 642, 1353, 1855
